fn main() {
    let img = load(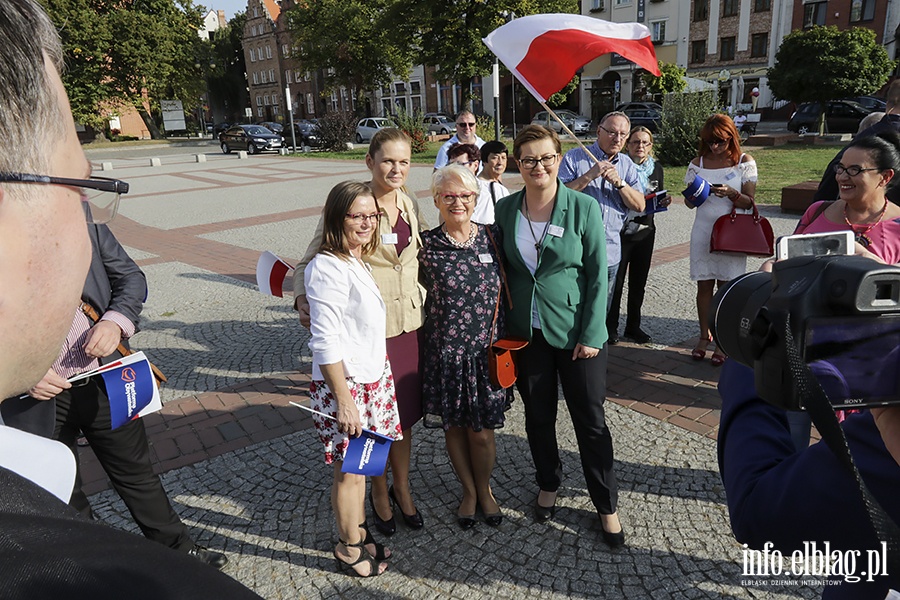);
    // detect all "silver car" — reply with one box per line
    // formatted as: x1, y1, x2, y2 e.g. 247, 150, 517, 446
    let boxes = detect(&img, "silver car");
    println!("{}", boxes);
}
423, 115, 456, 135
530, 110, 591, 135
355, 117, 390, 143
